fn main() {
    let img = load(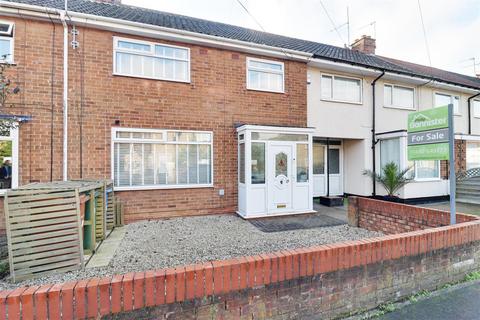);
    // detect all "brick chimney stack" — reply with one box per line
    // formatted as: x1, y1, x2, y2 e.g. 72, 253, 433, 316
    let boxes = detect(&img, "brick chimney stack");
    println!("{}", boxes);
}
351, 35, 376, 55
